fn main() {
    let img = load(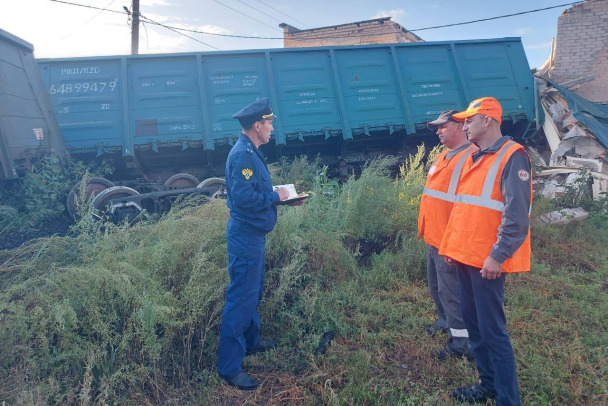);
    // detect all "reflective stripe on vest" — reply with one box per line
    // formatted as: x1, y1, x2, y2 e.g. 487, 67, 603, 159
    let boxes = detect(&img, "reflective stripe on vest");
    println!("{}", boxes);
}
454, 140, 516, 212
422, 146, 472, 203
